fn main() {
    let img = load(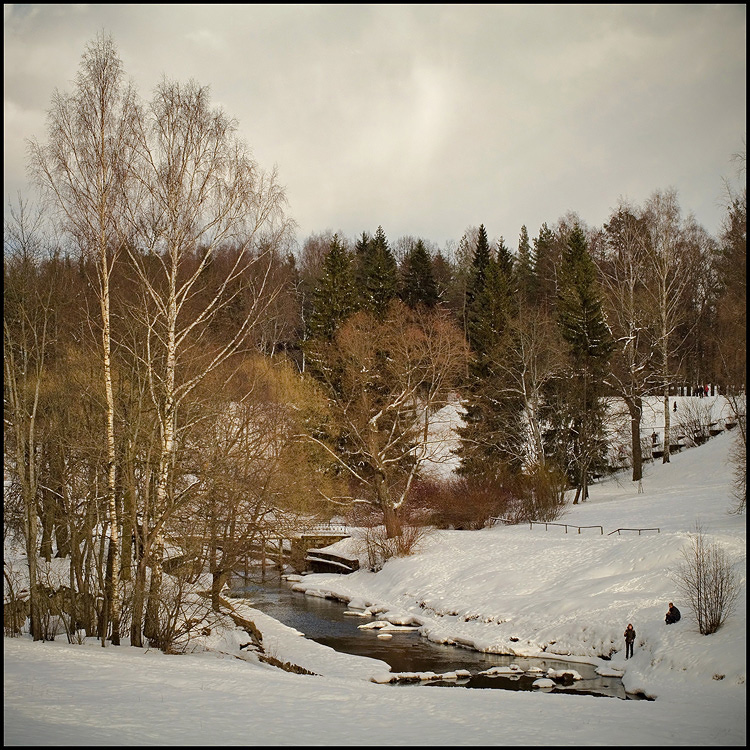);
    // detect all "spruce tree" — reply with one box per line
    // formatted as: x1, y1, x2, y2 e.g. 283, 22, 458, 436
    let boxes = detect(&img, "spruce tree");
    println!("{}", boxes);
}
533, 222, 558, 312
308, 234, 356, 342
400, 238, 438, 309
467, 237, 515, 375
431, 250, 453, 309
457, 231, 524, 478
357, 226, 398, 316
464, 224, 492, 354
550, 224, 613, 502
353, 230, 372, 302
515, 224, 536, 306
